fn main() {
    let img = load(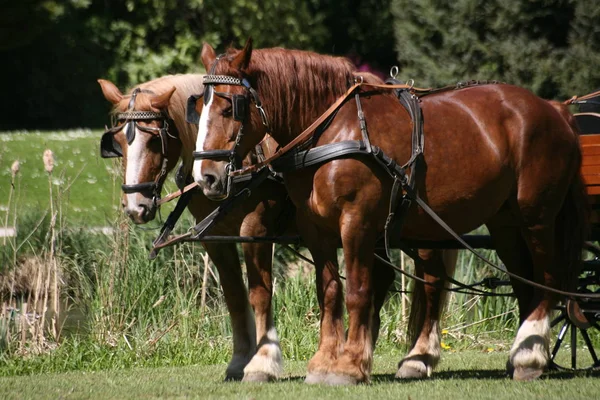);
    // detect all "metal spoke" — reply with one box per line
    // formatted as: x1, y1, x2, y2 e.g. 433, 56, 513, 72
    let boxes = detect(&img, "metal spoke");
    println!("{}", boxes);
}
571, 320, 577, 369
550, 312, 566, 328
580, 328, 600, 366
551, 320, 569, 361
